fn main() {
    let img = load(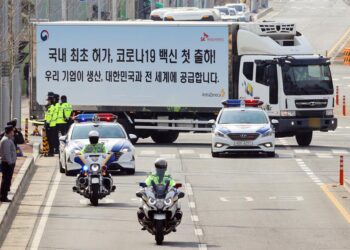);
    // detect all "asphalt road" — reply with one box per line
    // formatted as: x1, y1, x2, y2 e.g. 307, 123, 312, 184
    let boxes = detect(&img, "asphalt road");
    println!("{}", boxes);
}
2, 1, 350, 249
